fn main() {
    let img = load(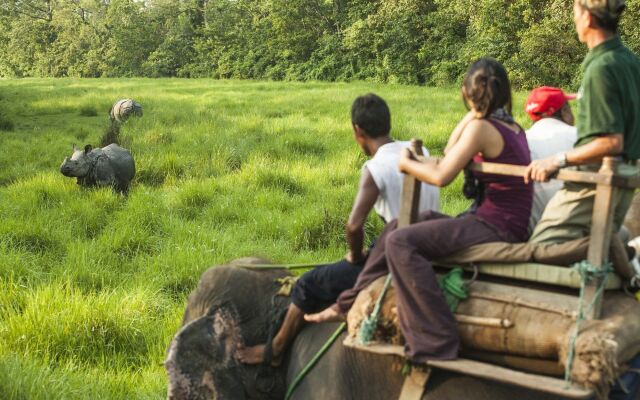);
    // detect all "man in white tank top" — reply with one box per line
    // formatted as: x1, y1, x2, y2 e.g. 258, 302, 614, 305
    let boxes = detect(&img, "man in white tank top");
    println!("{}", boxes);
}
237, 94, 440, 366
